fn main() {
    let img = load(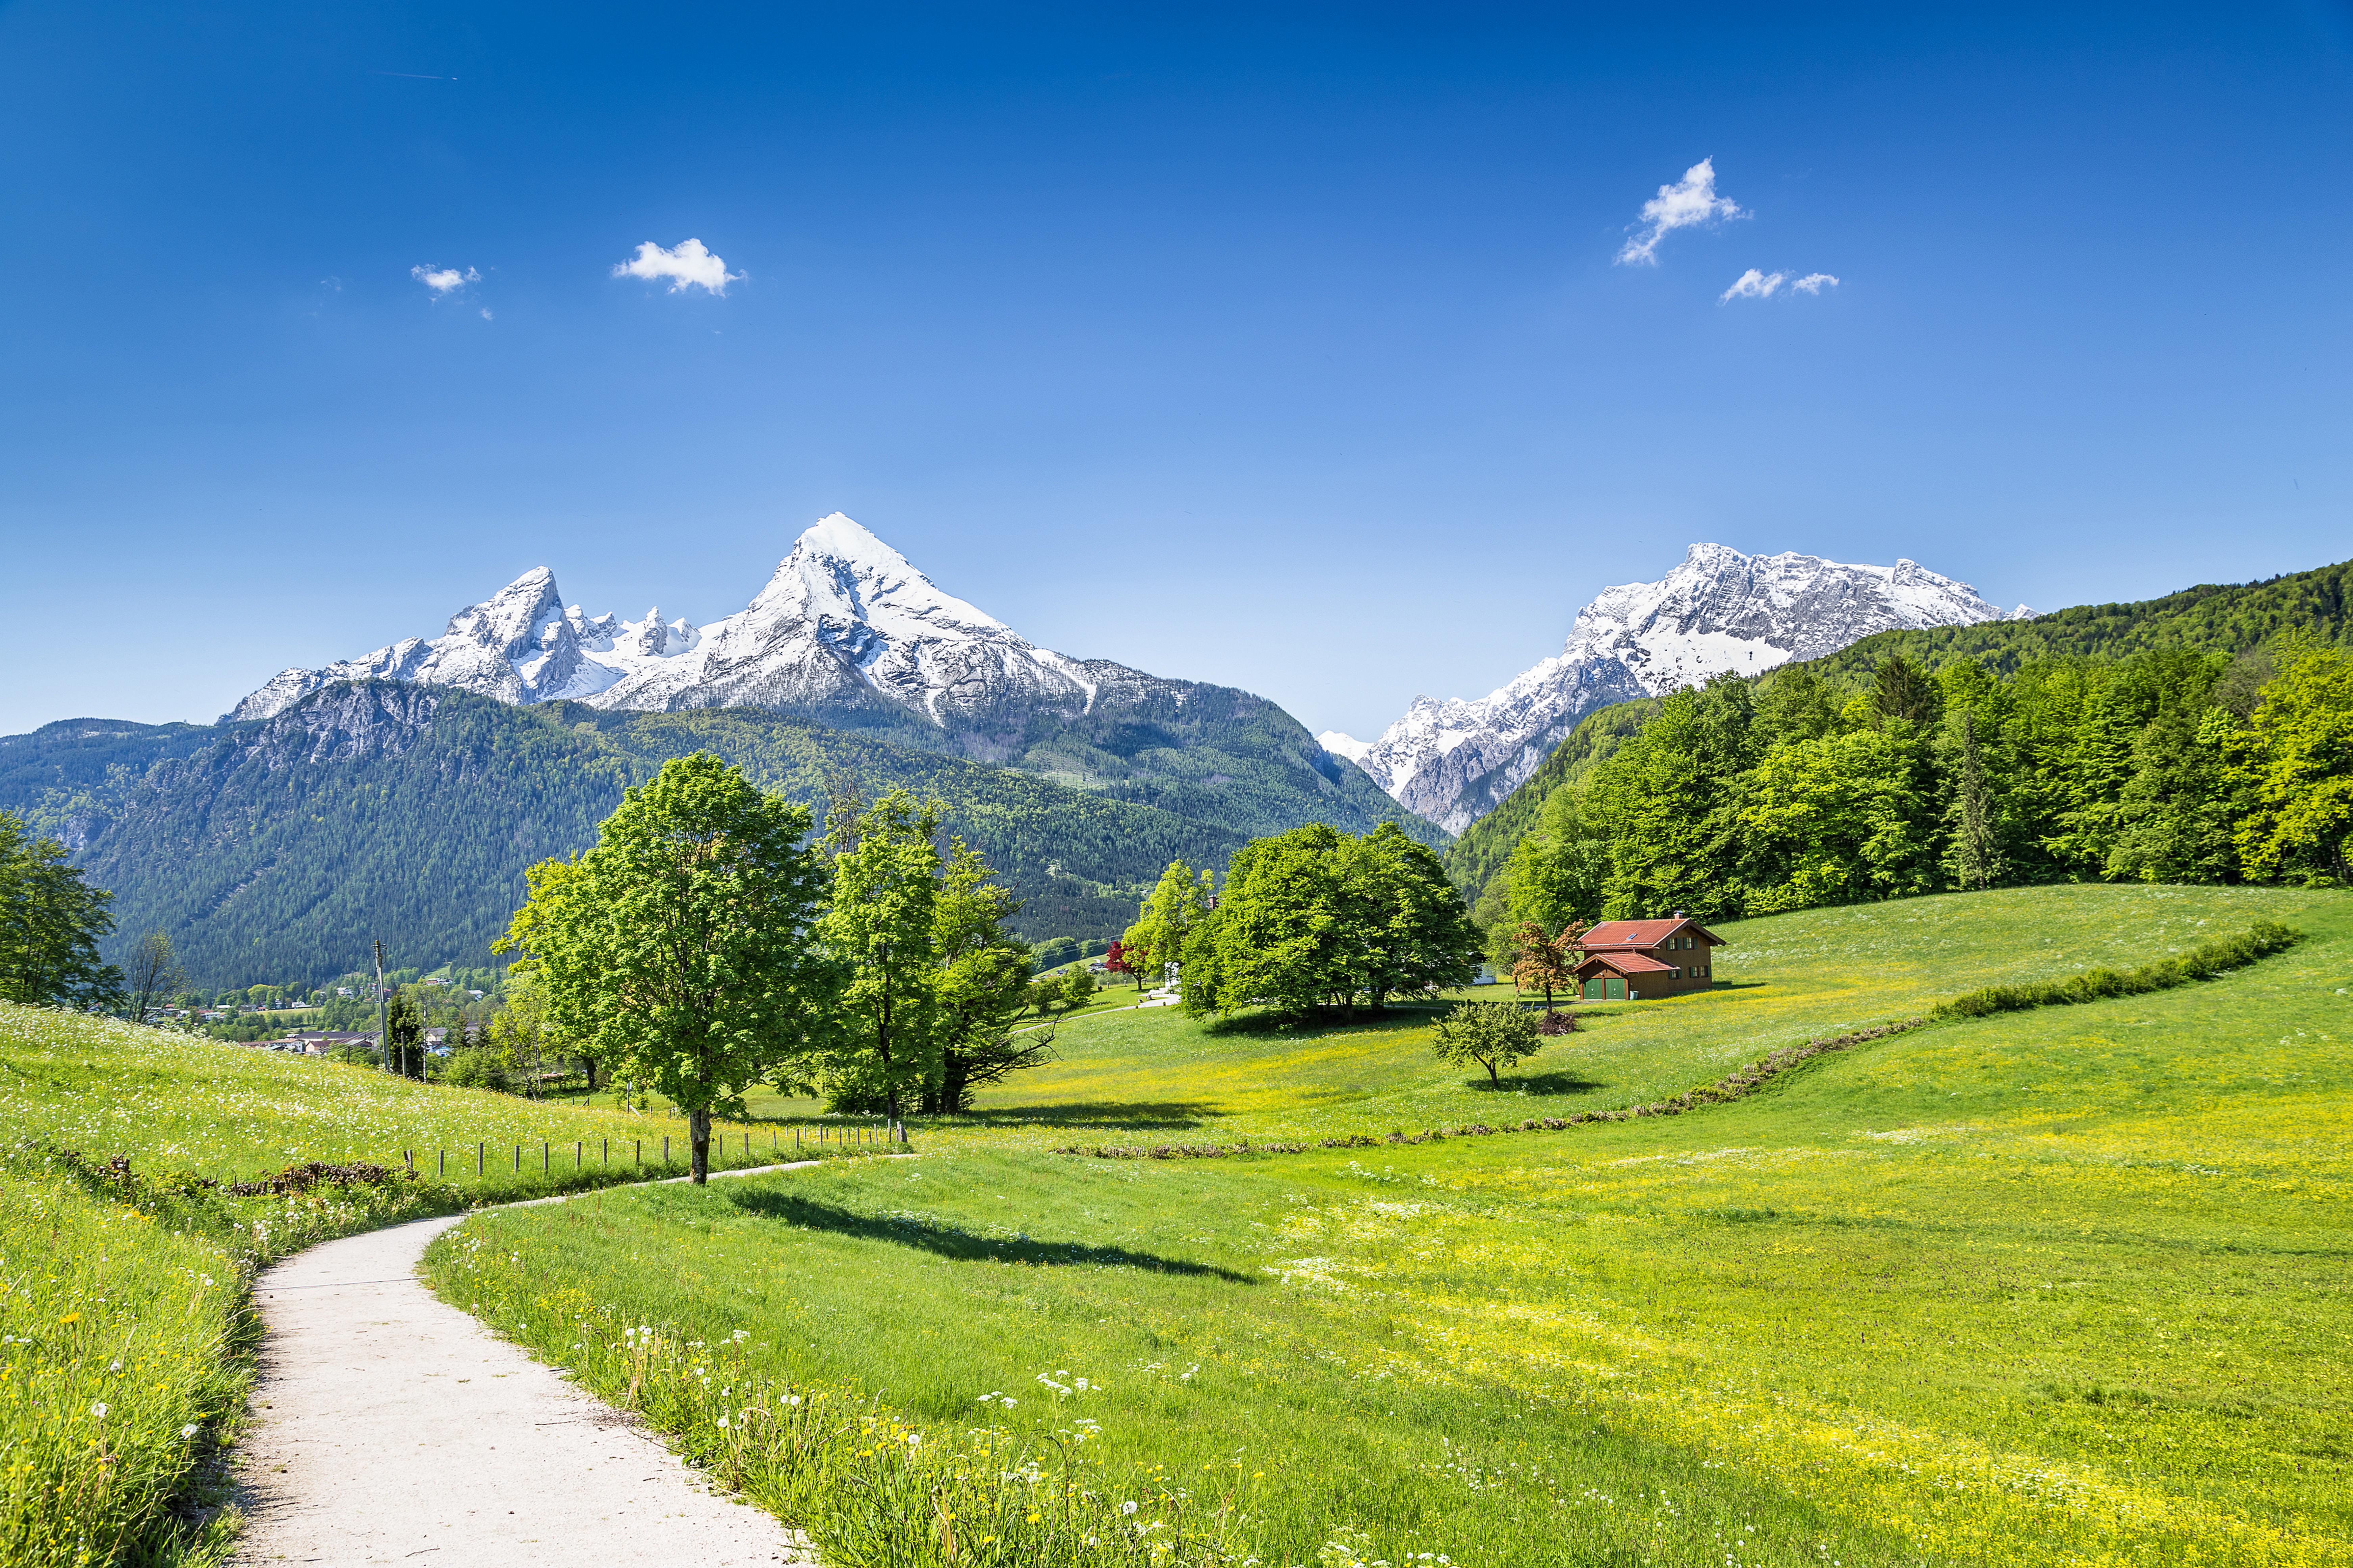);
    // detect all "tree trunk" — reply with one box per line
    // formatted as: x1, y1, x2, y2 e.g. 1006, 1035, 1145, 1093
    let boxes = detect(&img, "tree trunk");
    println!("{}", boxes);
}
1485, 1058, 1500, 1086
583, 1055, 598, 1091
689, 1107, 711, 1185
